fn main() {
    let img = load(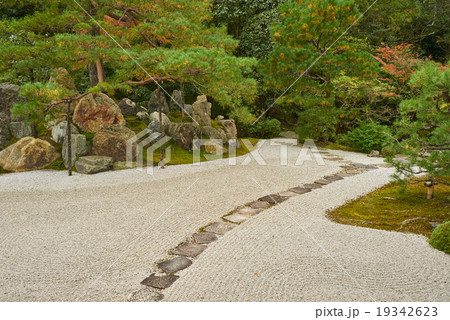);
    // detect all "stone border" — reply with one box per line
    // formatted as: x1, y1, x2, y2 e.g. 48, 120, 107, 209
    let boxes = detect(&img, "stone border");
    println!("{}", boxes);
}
129, 160, 380, 301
